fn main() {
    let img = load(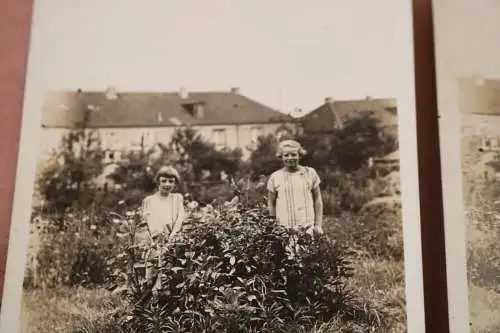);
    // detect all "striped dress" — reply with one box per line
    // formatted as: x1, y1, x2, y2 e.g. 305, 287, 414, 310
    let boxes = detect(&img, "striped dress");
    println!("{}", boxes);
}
267, 166, 321, 228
